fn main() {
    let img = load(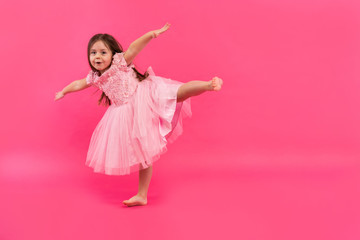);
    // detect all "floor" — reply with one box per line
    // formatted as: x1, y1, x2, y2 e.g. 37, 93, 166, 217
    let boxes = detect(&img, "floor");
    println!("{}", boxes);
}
1, 146, 359, 240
